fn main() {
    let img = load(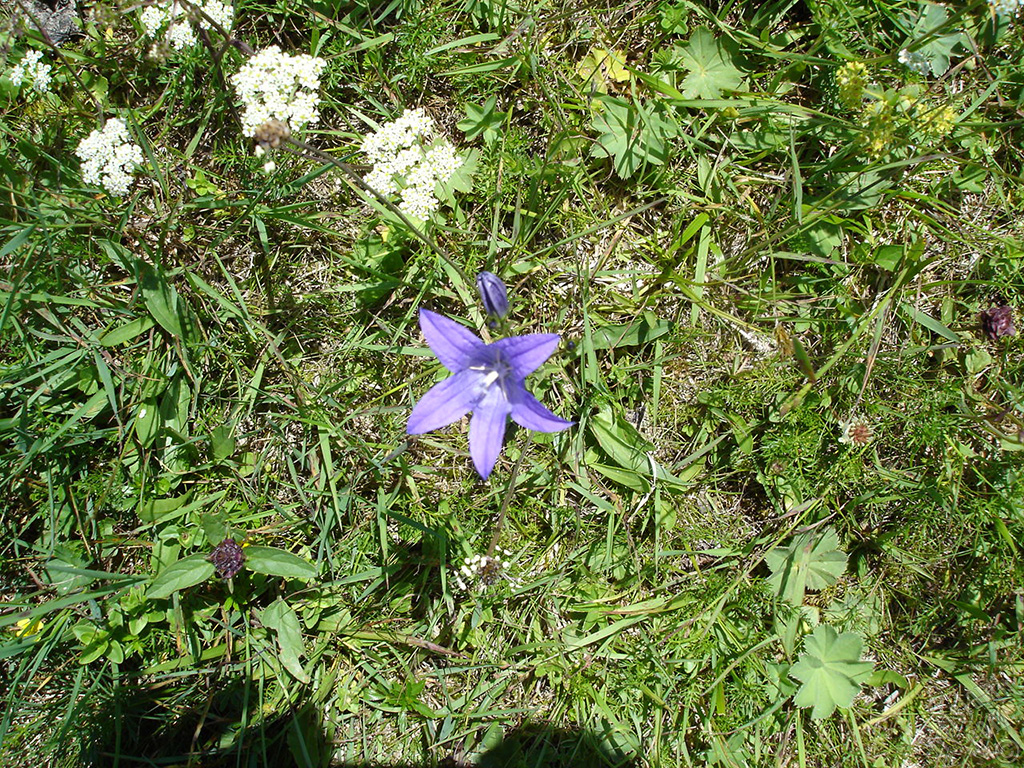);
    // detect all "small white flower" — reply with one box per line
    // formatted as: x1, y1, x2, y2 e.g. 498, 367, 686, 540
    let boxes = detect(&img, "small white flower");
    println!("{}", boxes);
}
424, 143, 462, 178
364, 167, 397, 196
360, 108, 463, 222
991, 0, 1023, 16
167, 19, 198, 49
140, 4, 167, 36
8, 49, 52, 94
75, 118, 144, 196
230, 45, 326, 138
453, 551, 509, 591
405, 162, 436, 190
399, 184, 439, 220
202, 0, 233, 30
897, 49, 930, 76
